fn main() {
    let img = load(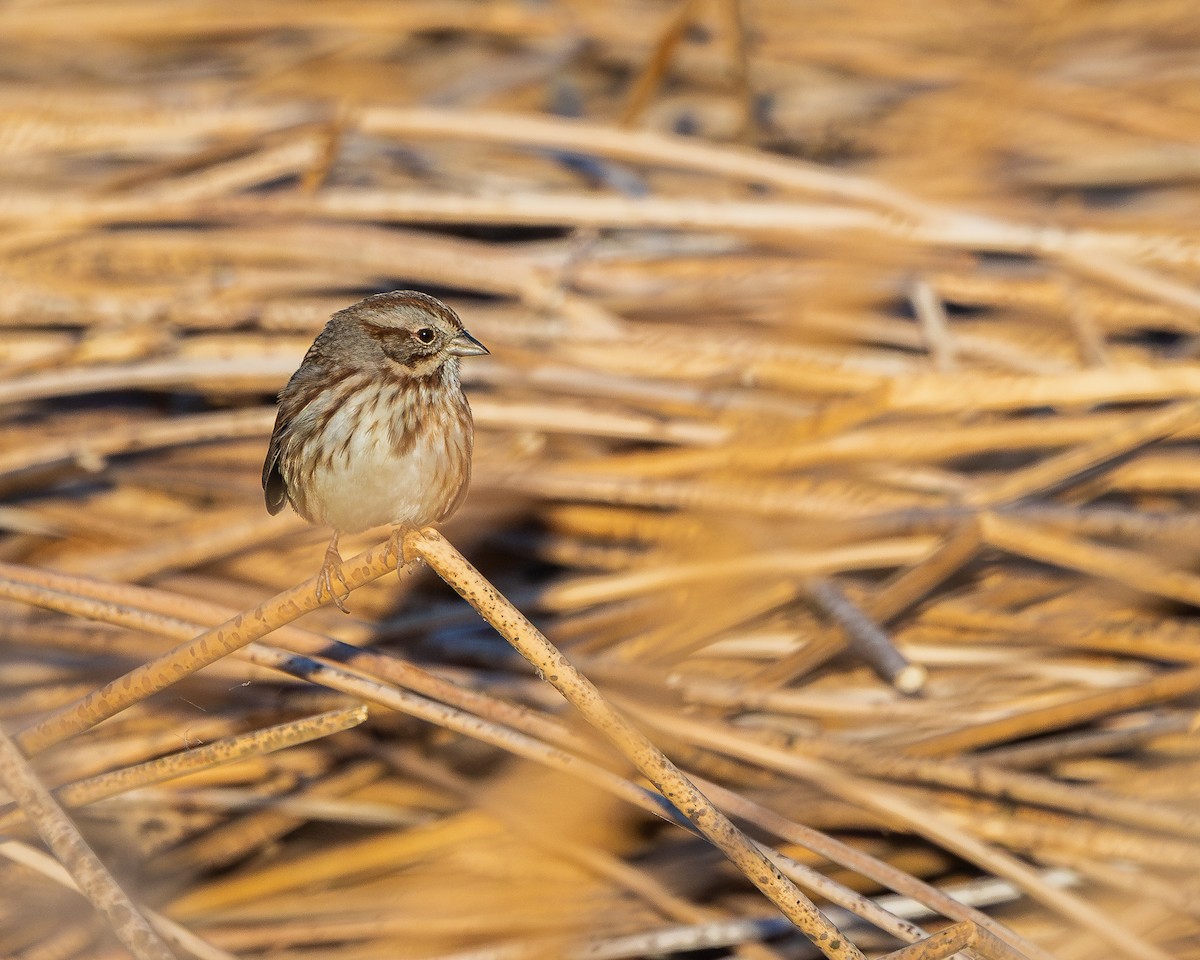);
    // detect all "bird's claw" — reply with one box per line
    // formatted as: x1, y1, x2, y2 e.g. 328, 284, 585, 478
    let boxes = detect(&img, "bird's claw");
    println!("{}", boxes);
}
317, 541, 351, 614
387, 527, 421, 579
